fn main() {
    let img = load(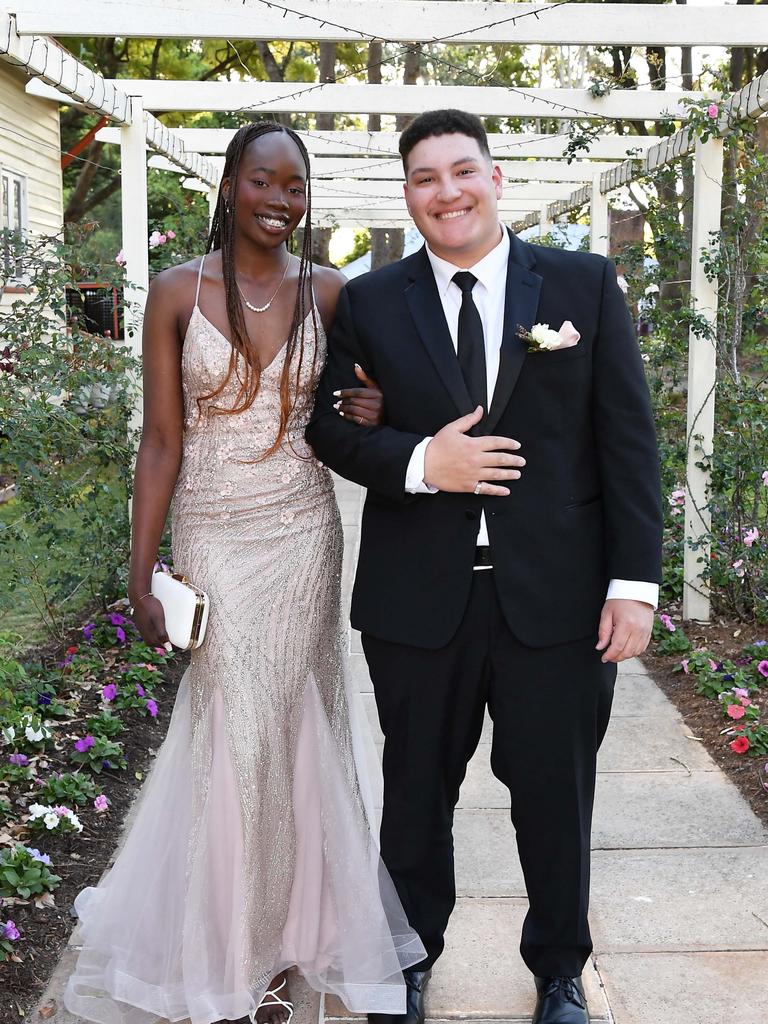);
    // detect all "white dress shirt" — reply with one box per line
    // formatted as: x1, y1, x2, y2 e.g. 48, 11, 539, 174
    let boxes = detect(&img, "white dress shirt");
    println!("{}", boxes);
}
404, 227, 659, 609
